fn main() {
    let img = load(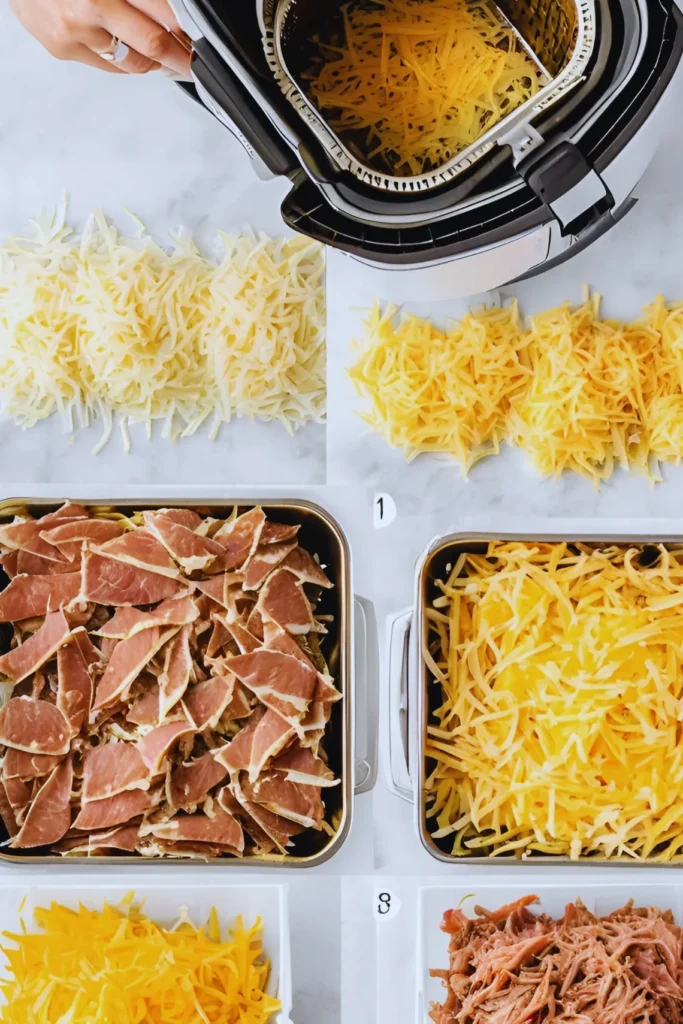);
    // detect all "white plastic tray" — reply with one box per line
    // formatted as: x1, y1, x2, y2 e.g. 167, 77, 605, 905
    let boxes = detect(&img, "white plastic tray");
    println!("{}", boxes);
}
0, 878, 293, 1024
418, 881, 683, 1024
